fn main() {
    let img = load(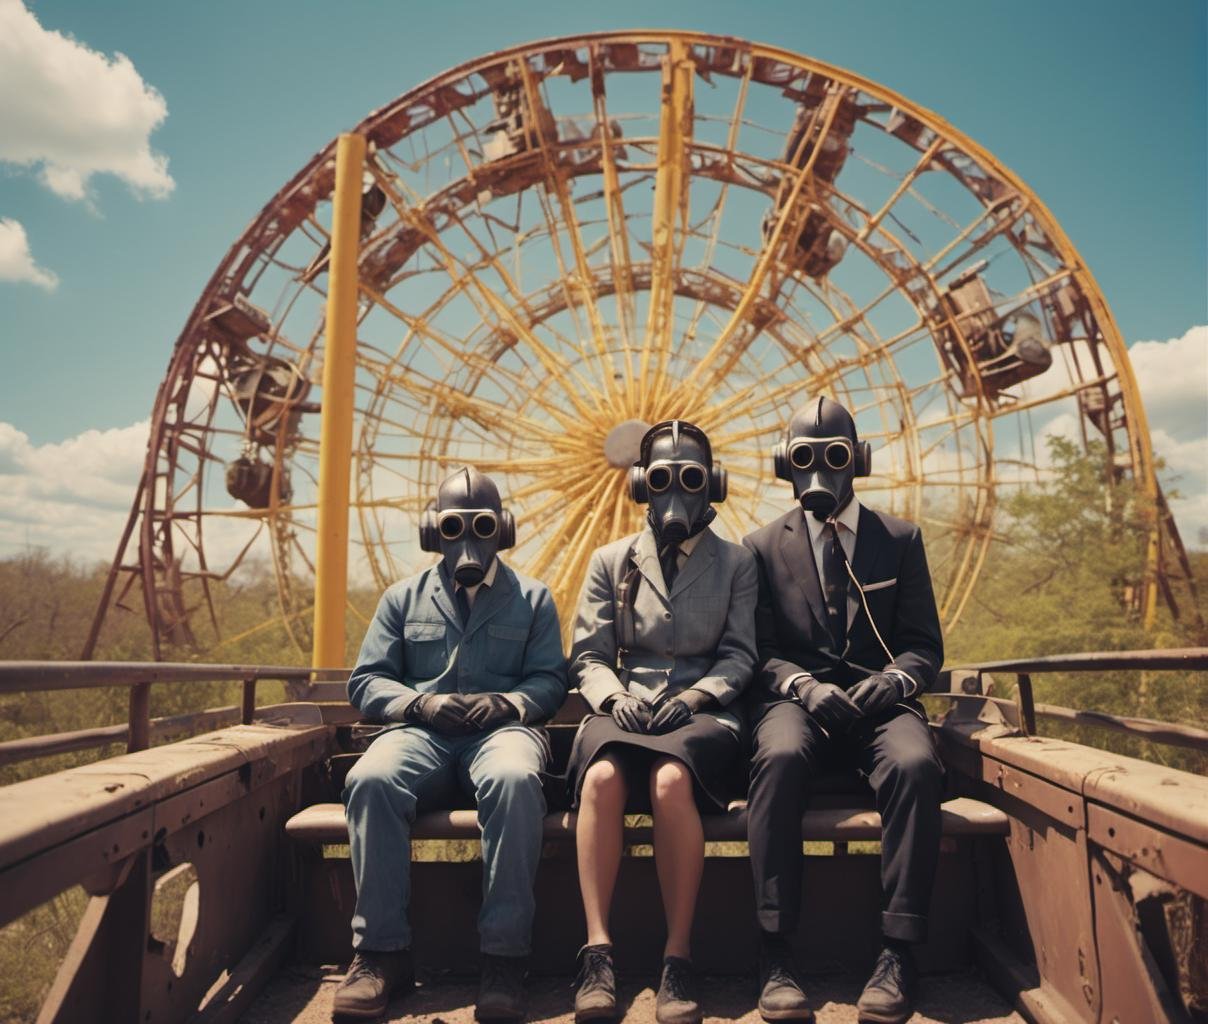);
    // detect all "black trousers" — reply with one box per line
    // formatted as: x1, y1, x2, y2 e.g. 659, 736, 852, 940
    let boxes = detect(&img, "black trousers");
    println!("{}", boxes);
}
747, 700, 944, 943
